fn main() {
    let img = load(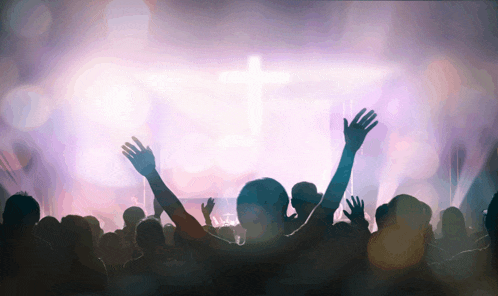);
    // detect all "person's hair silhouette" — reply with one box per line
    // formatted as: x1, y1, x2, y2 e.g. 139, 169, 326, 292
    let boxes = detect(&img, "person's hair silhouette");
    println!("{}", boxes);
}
485, 192, 498, 247
375, 203, 389, 231
237, 178, 289, 244
59, 215, 108, 293
442, 207, 467, 239
136, 217, 166, 252
3, 191, 40, 230
34, 216, 61, 248
291, 182, 322, 220
123, 206, 146, 229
